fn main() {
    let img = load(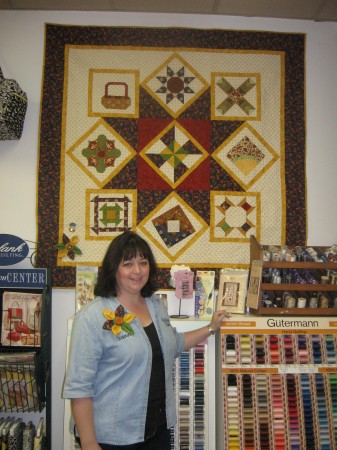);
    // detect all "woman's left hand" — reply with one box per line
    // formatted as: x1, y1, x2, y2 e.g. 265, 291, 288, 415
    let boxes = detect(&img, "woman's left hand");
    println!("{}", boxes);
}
183, 309, 232, 351
209, 310, 231, 332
